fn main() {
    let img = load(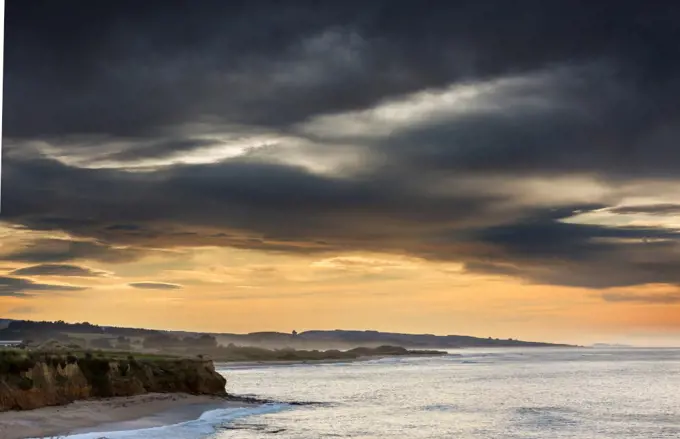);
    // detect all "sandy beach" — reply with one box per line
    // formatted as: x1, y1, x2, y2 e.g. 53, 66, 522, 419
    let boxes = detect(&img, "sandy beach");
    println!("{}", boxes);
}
0, 393, 254, 439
